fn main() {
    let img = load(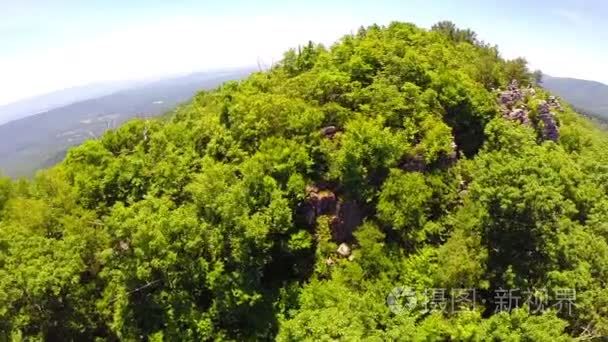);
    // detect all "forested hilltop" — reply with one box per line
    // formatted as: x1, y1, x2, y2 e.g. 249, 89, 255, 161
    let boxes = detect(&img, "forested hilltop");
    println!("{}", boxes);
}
2, 21, 608, 341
